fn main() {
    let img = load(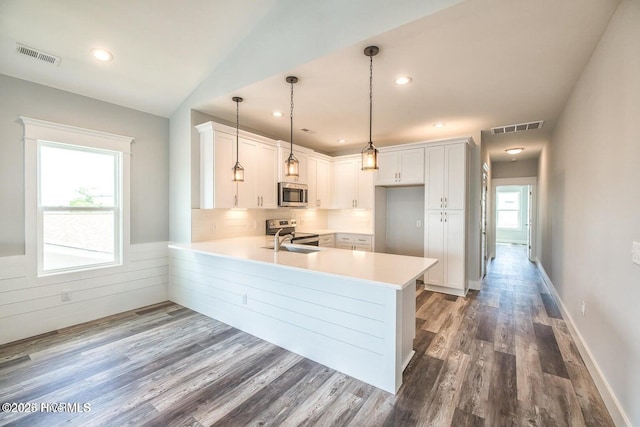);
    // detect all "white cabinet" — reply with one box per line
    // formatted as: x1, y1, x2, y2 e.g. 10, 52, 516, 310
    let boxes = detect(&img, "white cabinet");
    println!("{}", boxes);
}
423, 141, 468, 294
425, 143, 466, 210
333, 158, 373, 209
336, 234, 372, 251
279, 146, 308, 184
307, 156, 331, 208
319, 234, 335, 248
424, 210, 465, 289
375, 148, 424, 186
197, 121, 277, 209
252, 142, 277, 208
